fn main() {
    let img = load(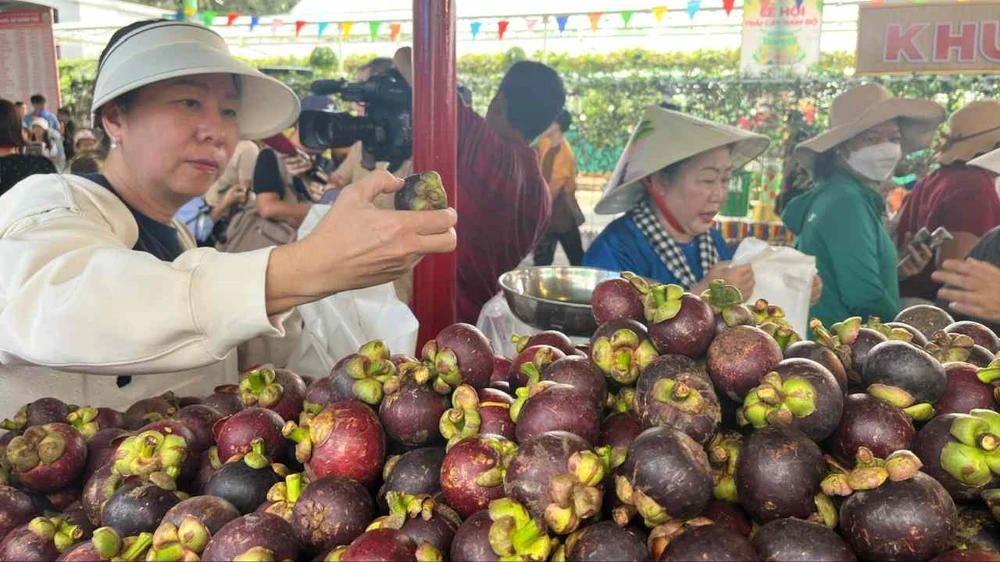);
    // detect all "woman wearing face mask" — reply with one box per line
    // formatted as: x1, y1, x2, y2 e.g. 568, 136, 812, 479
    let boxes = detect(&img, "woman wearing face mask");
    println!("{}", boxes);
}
0, 20, 456, 418
782, 84, 945, 327
584, 106, 769, 299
